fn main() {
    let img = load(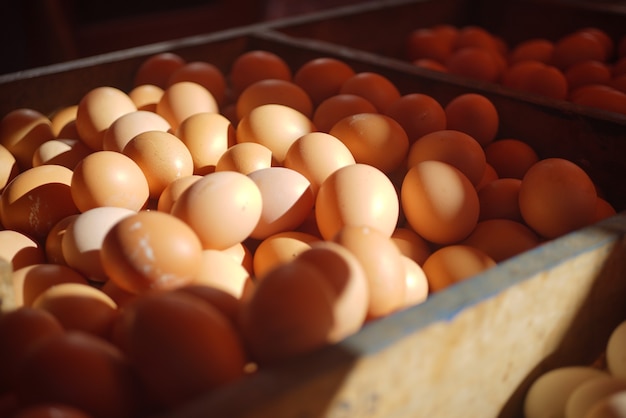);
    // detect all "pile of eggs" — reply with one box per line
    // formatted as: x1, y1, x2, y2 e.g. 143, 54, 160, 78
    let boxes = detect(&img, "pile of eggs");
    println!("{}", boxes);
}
0, 48, 618, 417
405, 25, 626, 115
524, 319, 626, 418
